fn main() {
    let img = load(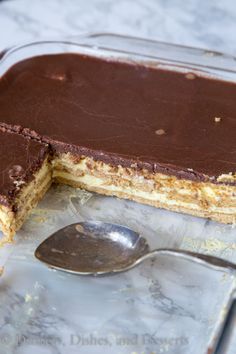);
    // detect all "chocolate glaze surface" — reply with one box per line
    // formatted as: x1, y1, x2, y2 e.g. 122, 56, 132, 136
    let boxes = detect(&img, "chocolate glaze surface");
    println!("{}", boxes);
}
0, 130, 48, 208
0, 53, 236, 182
